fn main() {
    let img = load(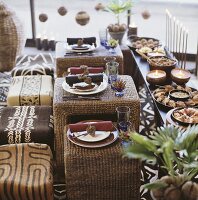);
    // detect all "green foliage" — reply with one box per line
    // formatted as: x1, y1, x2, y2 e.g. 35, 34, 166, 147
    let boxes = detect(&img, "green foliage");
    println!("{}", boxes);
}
105, 0, 133, 24
124, 125, 198, 188
106, 0, 132, 15
143, 180, 168, 190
